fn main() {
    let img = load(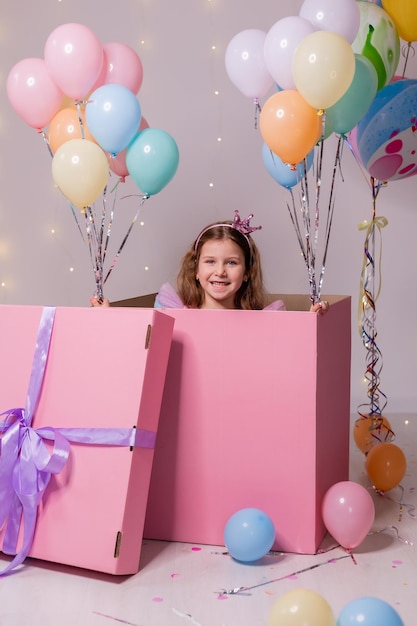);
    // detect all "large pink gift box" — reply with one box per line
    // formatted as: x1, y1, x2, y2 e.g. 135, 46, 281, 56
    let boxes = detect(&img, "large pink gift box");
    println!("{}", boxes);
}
0, 305, 174, 575
114, 293, 351, 555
